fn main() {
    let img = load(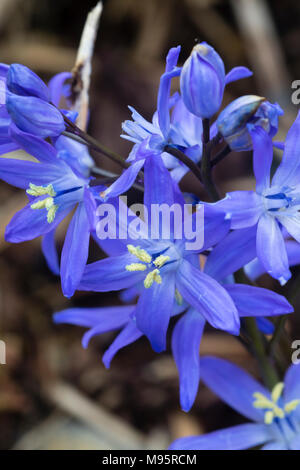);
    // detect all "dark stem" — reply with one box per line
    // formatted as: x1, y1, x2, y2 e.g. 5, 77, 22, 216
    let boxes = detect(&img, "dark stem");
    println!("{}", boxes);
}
200, 119, 220, 202
234, 269, 279, 389
164, 145, 203, 184
211, 144, 231, 167
243, 317, 279, 390
63, 116, 130, 170
267, 315, 288, 356
91, 167, 144, 193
